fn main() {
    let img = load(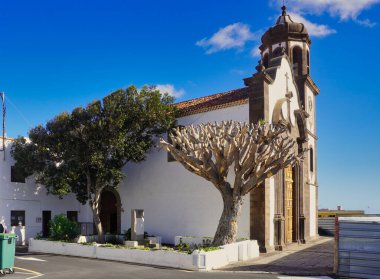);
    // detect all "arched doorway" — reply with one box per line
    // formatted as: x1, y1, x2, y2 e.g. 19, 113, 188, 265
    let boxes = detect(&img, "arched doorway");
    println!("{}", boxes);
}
99, 189, 121, 234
